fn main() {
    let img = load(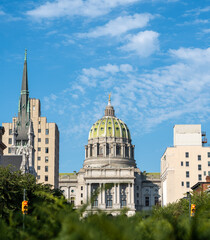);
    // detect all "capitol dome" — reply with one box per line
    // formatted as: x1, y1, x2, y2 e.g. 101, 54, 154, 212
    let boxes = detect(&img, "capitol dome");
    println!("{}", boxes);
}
84, 95, 136, 168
